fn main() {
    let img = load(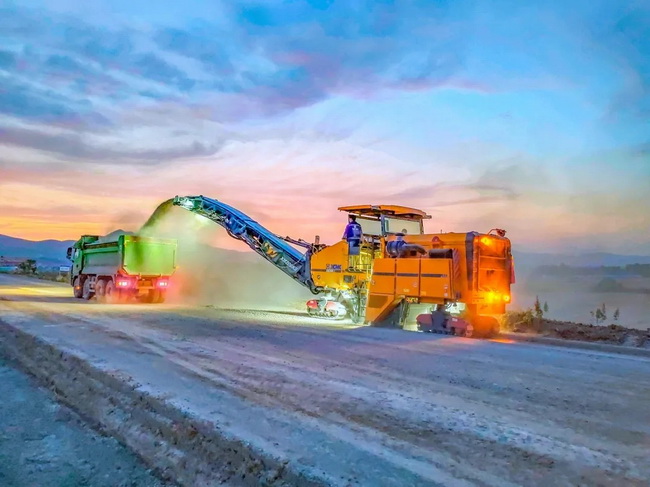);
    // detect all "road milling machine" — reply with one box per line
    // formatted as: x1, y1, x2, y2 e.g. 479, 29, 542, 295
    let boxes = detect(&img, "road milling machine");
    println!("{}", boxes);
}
172, 195, 515, 337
